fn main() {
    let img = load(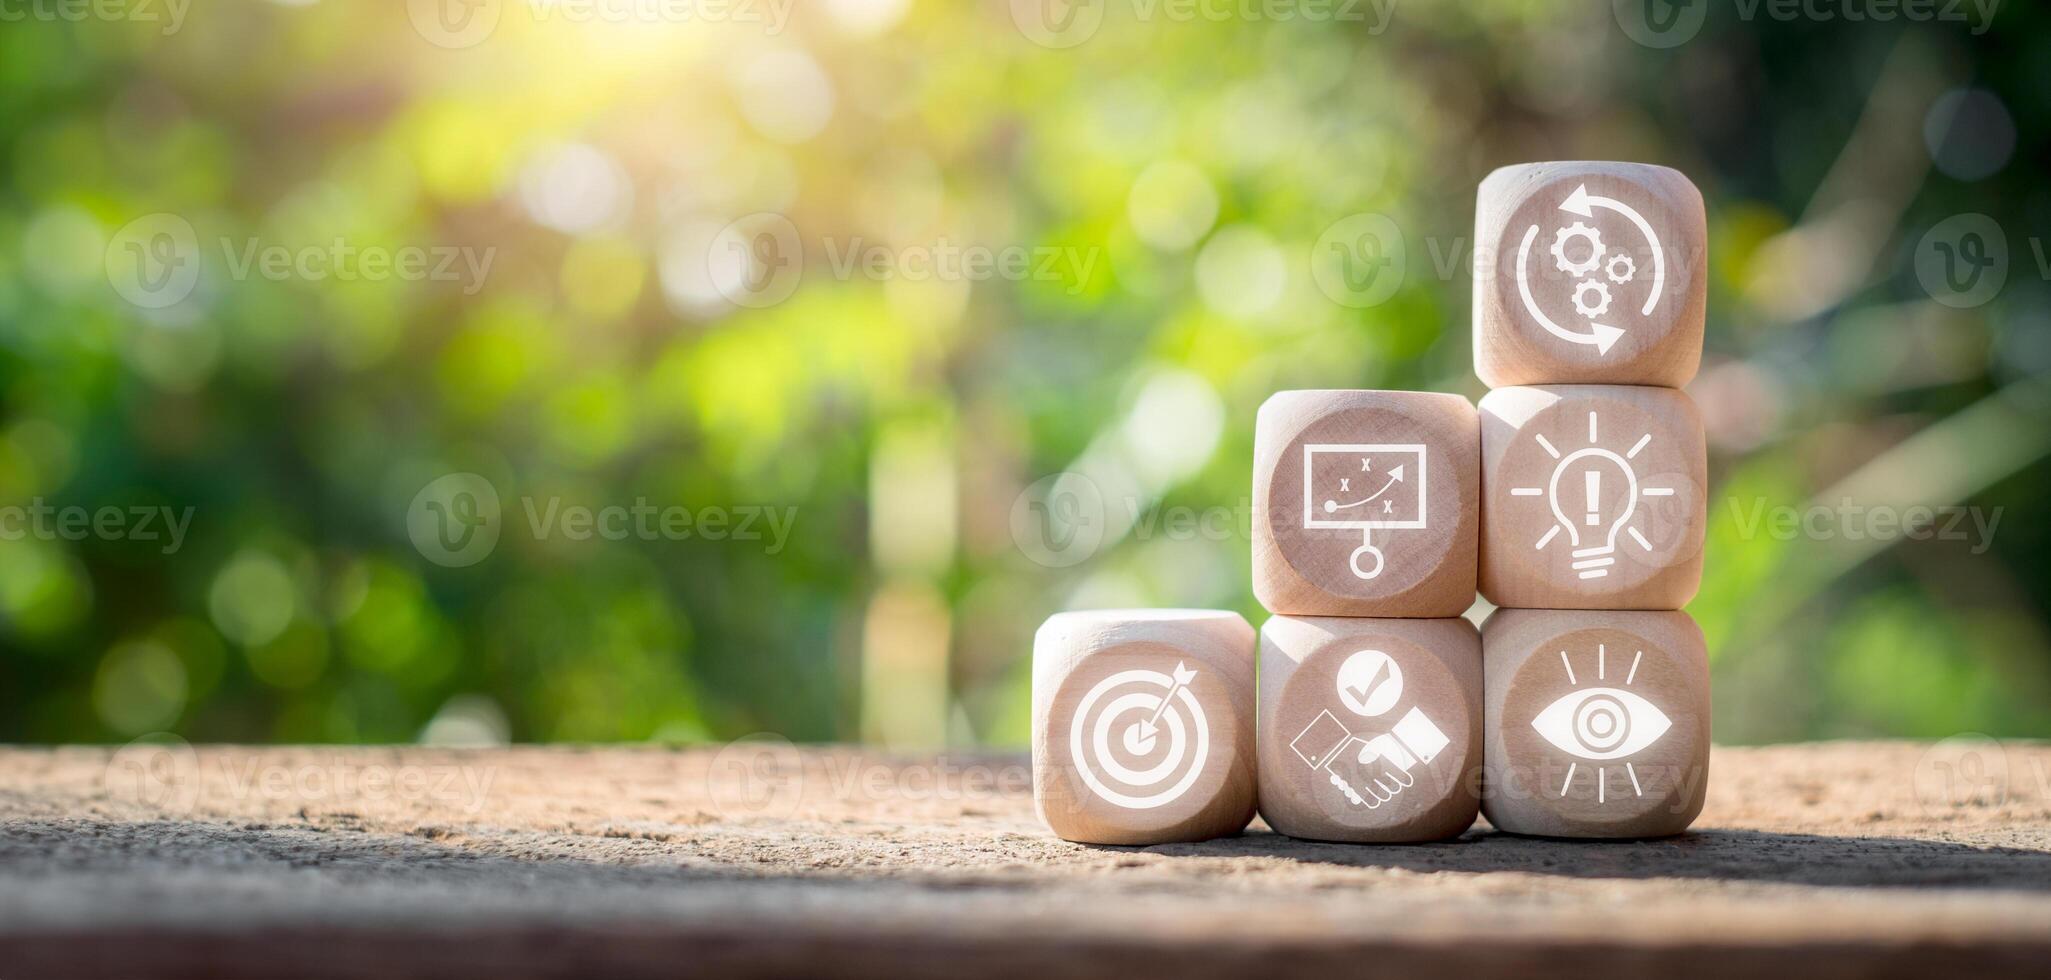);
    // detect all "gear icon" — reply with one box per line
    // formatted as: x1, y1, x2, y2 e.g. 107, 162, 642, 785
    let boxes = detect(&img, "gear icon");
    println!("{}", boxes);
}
1605, 252, 1637, 284
1572, 278, 1612, 318
1551, 222, 1604, 276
